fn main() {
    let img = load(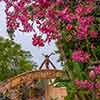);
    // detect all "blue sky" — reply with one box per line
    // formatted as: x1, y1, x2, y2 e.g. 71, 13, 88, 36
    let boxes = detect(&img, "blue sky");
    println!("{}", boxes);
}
0, 1, 61, 69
